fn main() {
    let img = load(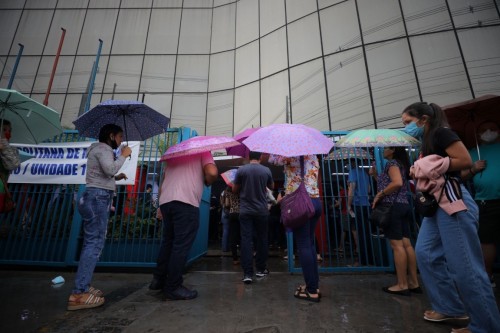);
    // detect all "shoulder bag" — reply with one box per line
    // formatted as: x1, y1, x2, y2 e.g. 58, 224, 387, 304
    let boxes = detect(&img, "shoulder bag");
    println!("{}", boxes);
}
414, 176, 446, 217
280, 156, 315, 229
